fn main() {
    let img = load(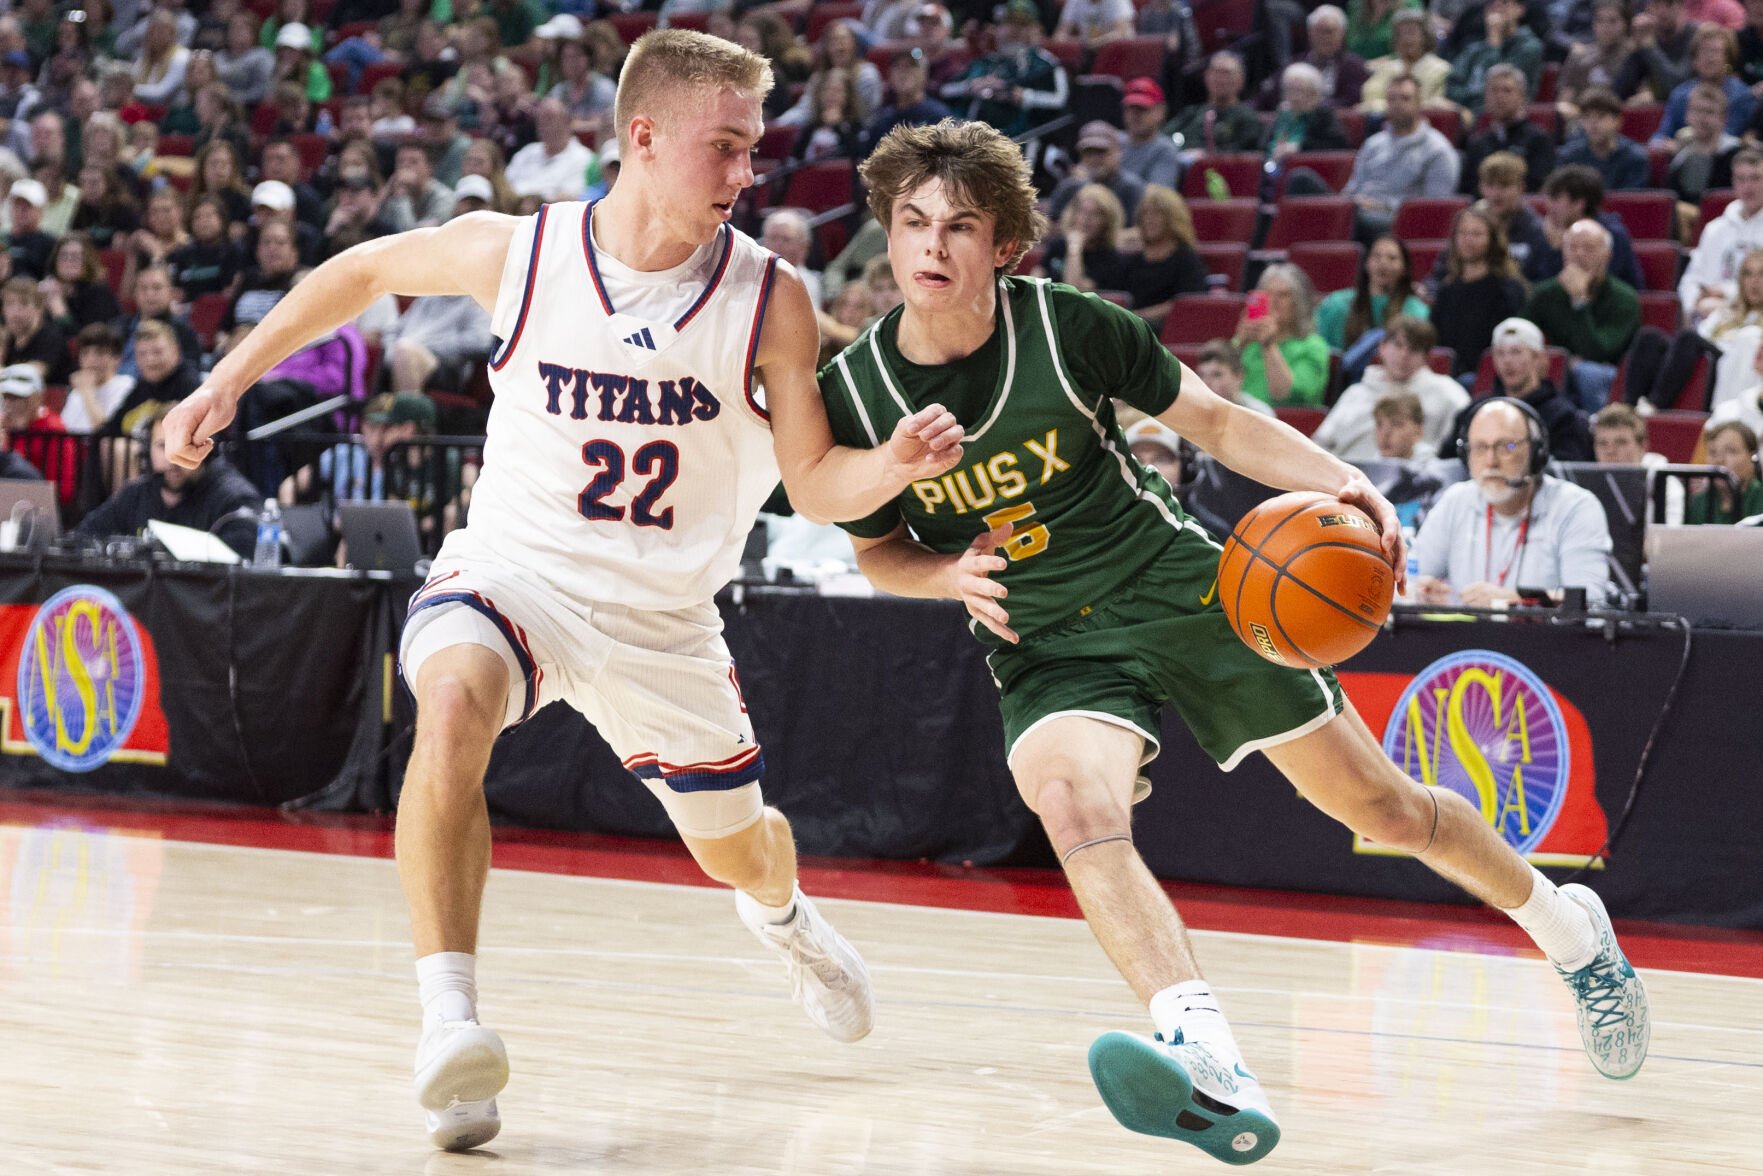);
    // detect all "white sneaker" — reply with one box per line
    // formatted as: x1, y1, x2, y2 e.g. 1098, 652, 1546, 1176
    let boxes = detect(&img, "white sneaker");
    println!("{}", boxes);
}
1088, 1031, 1280, 1166
1556, 884, 1650, 1080
737, 888, 874, 1043
414, 1019, 509, 1151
